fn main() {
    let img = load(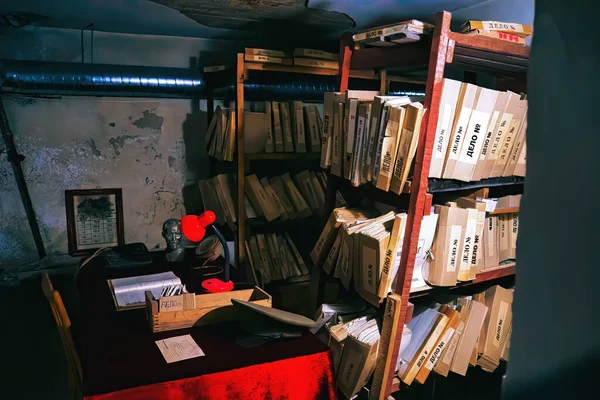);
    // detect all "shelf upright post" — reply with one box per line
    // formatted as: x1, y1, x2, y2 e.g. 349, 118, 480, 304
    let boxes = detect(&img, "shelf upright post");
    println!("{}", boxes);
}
338, 33, 353, 93
379, 69, 388, 95
236, 53, 246, 265
381, 11, 453, 399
